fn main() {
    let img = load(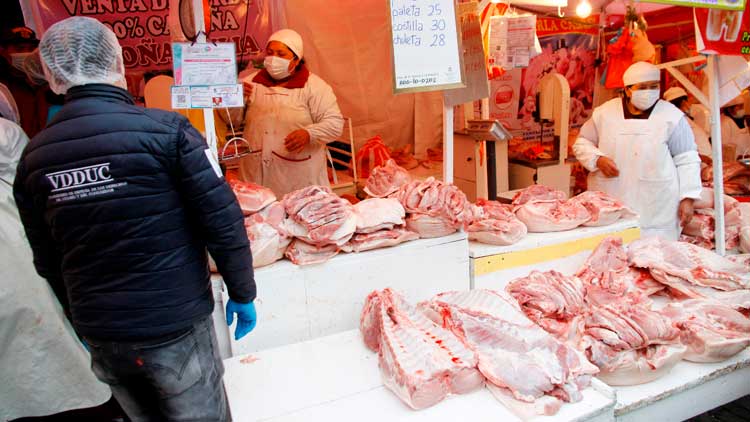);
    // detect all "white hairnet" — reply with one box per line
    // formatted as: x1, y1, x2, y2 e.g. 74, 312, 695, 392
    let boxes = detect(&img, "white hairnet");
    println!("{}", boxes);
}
0, 83, 20, 124
268, 29, 304, 59
663, 87, 687, 103
22, 49, 48, 86
39, 17, 127, 95
622, 61, 660, 86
